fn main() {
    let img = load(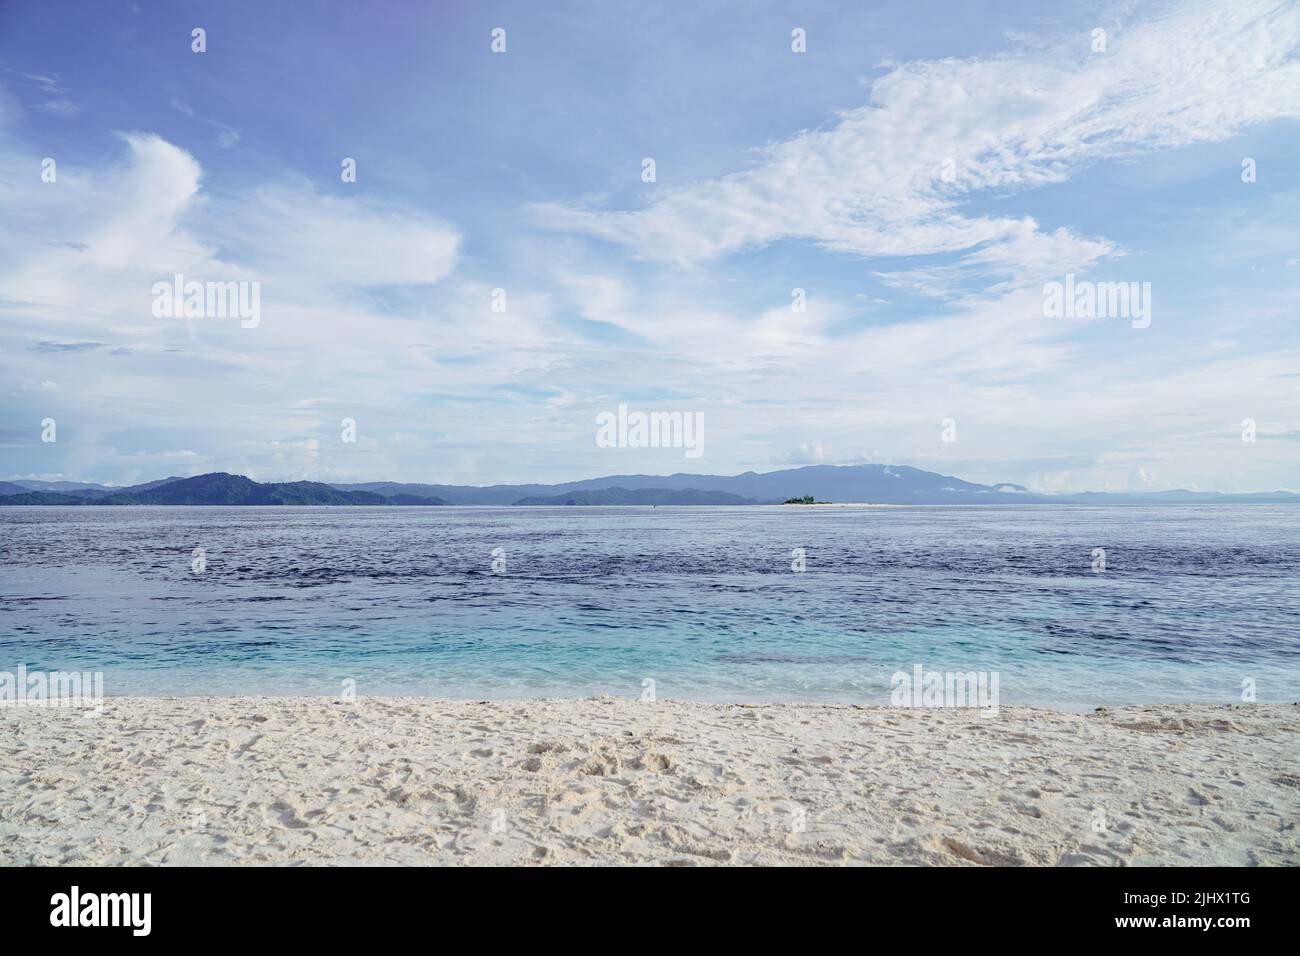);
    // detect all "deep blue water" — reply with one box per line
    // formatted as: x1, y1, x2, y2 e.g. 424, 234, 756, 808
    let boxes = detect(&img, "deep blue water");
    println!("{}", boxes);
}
0, 505, 1297, 708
